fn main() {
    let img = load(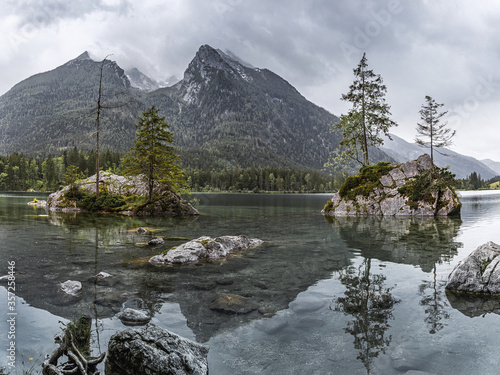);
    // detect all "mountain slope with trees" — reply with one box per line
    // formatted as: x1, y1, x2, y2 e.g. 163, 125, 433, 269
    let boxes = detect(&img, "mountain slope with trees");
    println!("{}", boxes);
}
0, 52, 141, 155
0, 45, 345, 172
